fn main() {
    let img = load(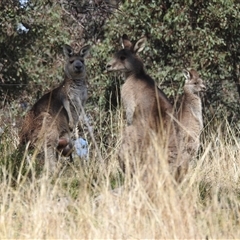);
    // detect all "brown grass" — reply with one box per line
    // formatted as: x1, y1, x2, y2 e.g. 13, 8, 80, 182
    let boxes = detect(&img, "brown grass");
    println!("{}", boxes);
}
0, 103, 240, 239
